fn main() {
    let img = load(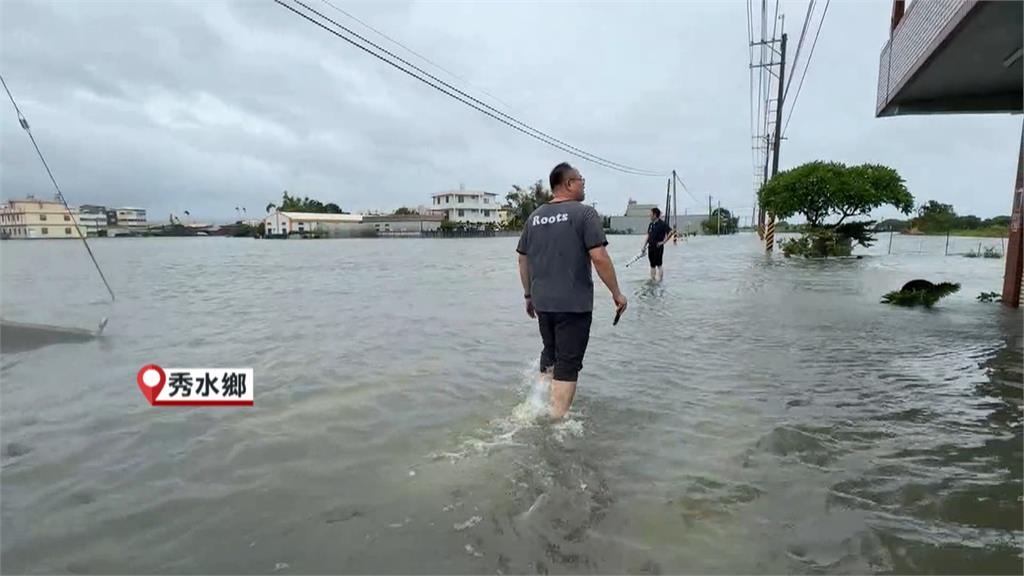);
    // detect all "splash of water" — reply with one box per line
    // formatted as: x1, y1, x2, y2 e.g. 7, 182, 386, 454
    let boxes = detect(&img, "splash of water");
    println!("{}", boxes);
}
430, 362, 570, 462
